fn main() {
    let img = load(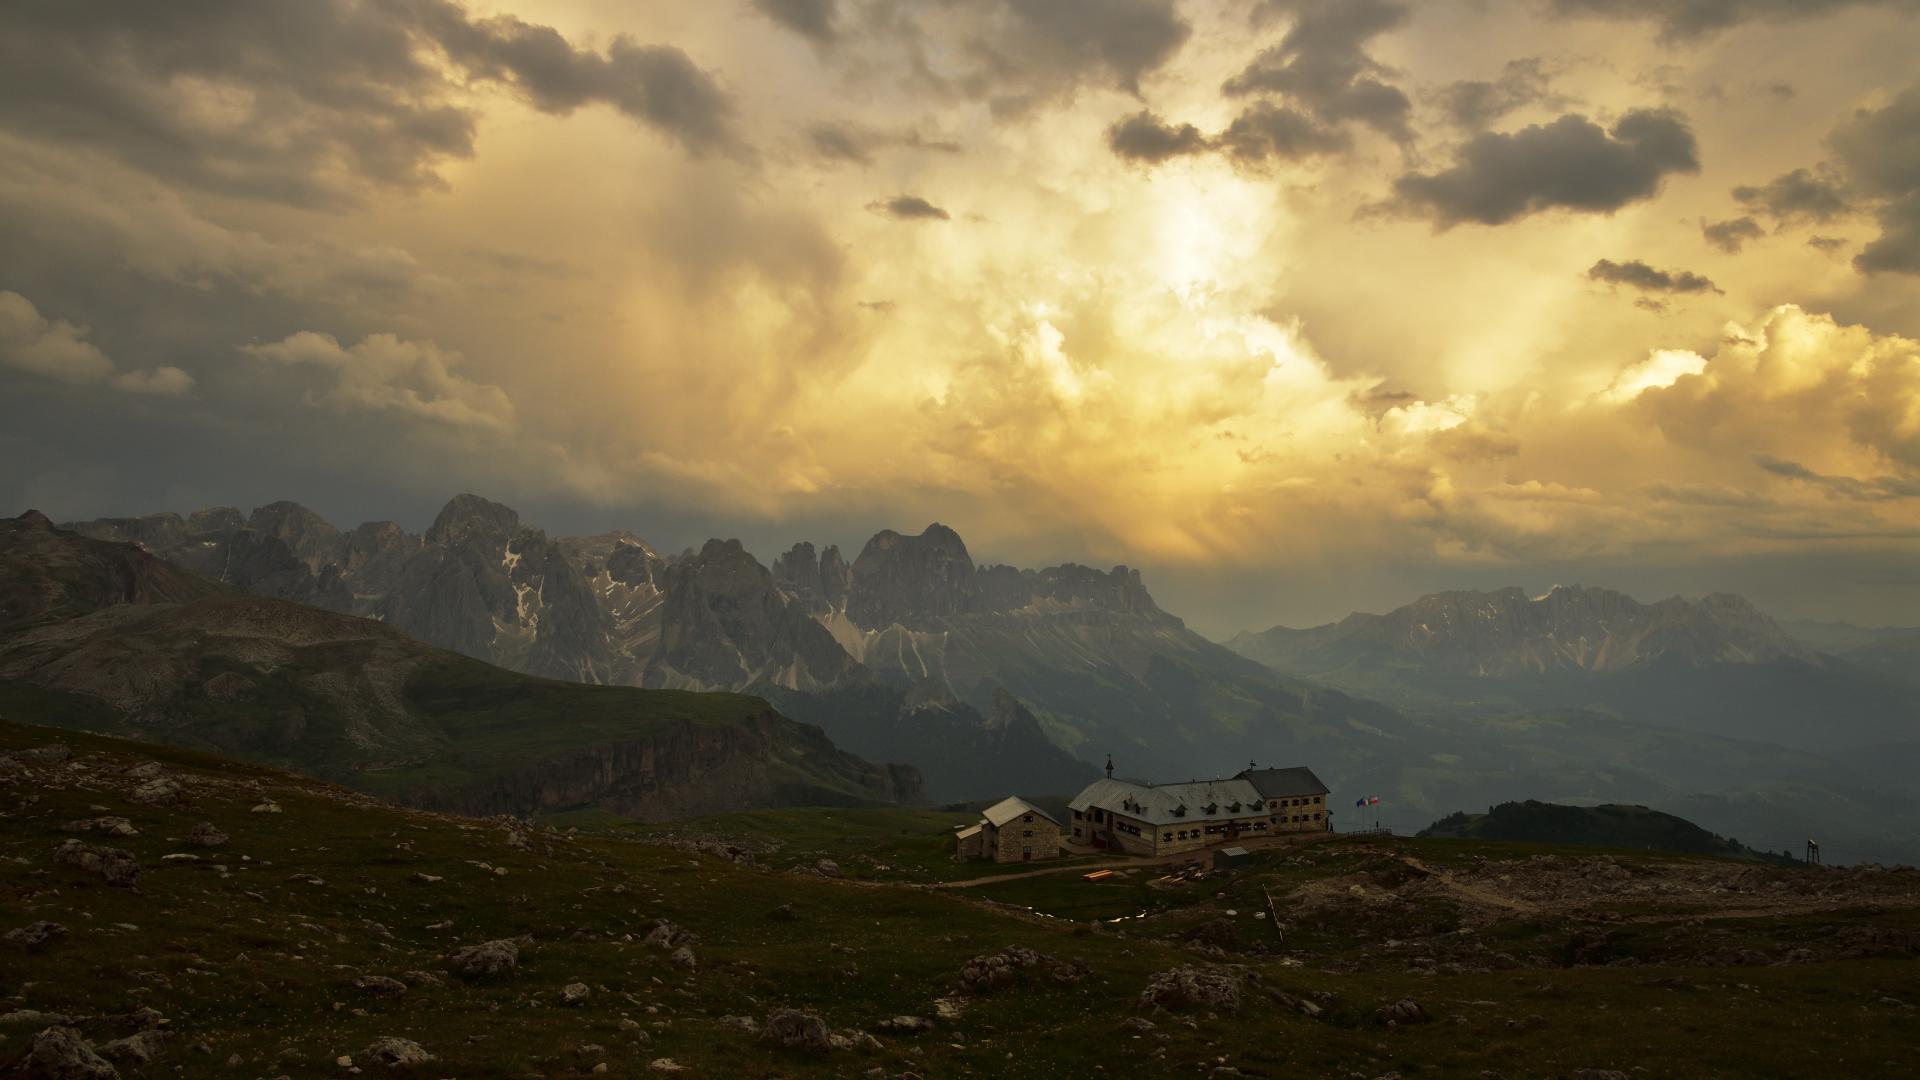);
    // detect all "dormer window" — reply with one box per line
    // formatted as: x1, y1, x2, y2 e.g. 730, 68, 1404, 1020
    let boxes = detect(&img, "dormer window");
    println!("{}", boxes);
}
1173, 805, 1187, 817
1203, 803, 1218, 815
